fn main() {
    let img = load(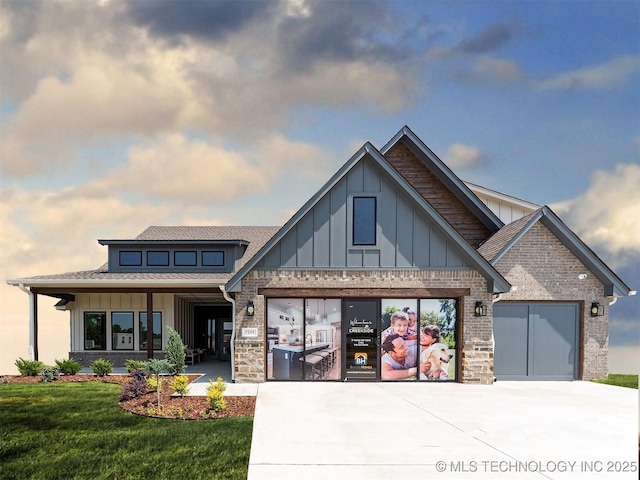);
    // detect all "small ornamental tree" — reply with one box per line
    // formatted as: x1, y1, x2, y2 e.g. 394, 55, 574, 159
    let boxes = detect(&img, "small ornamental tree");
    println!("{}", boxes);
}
145, 358, 173, 407
165, 326, 186, 375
